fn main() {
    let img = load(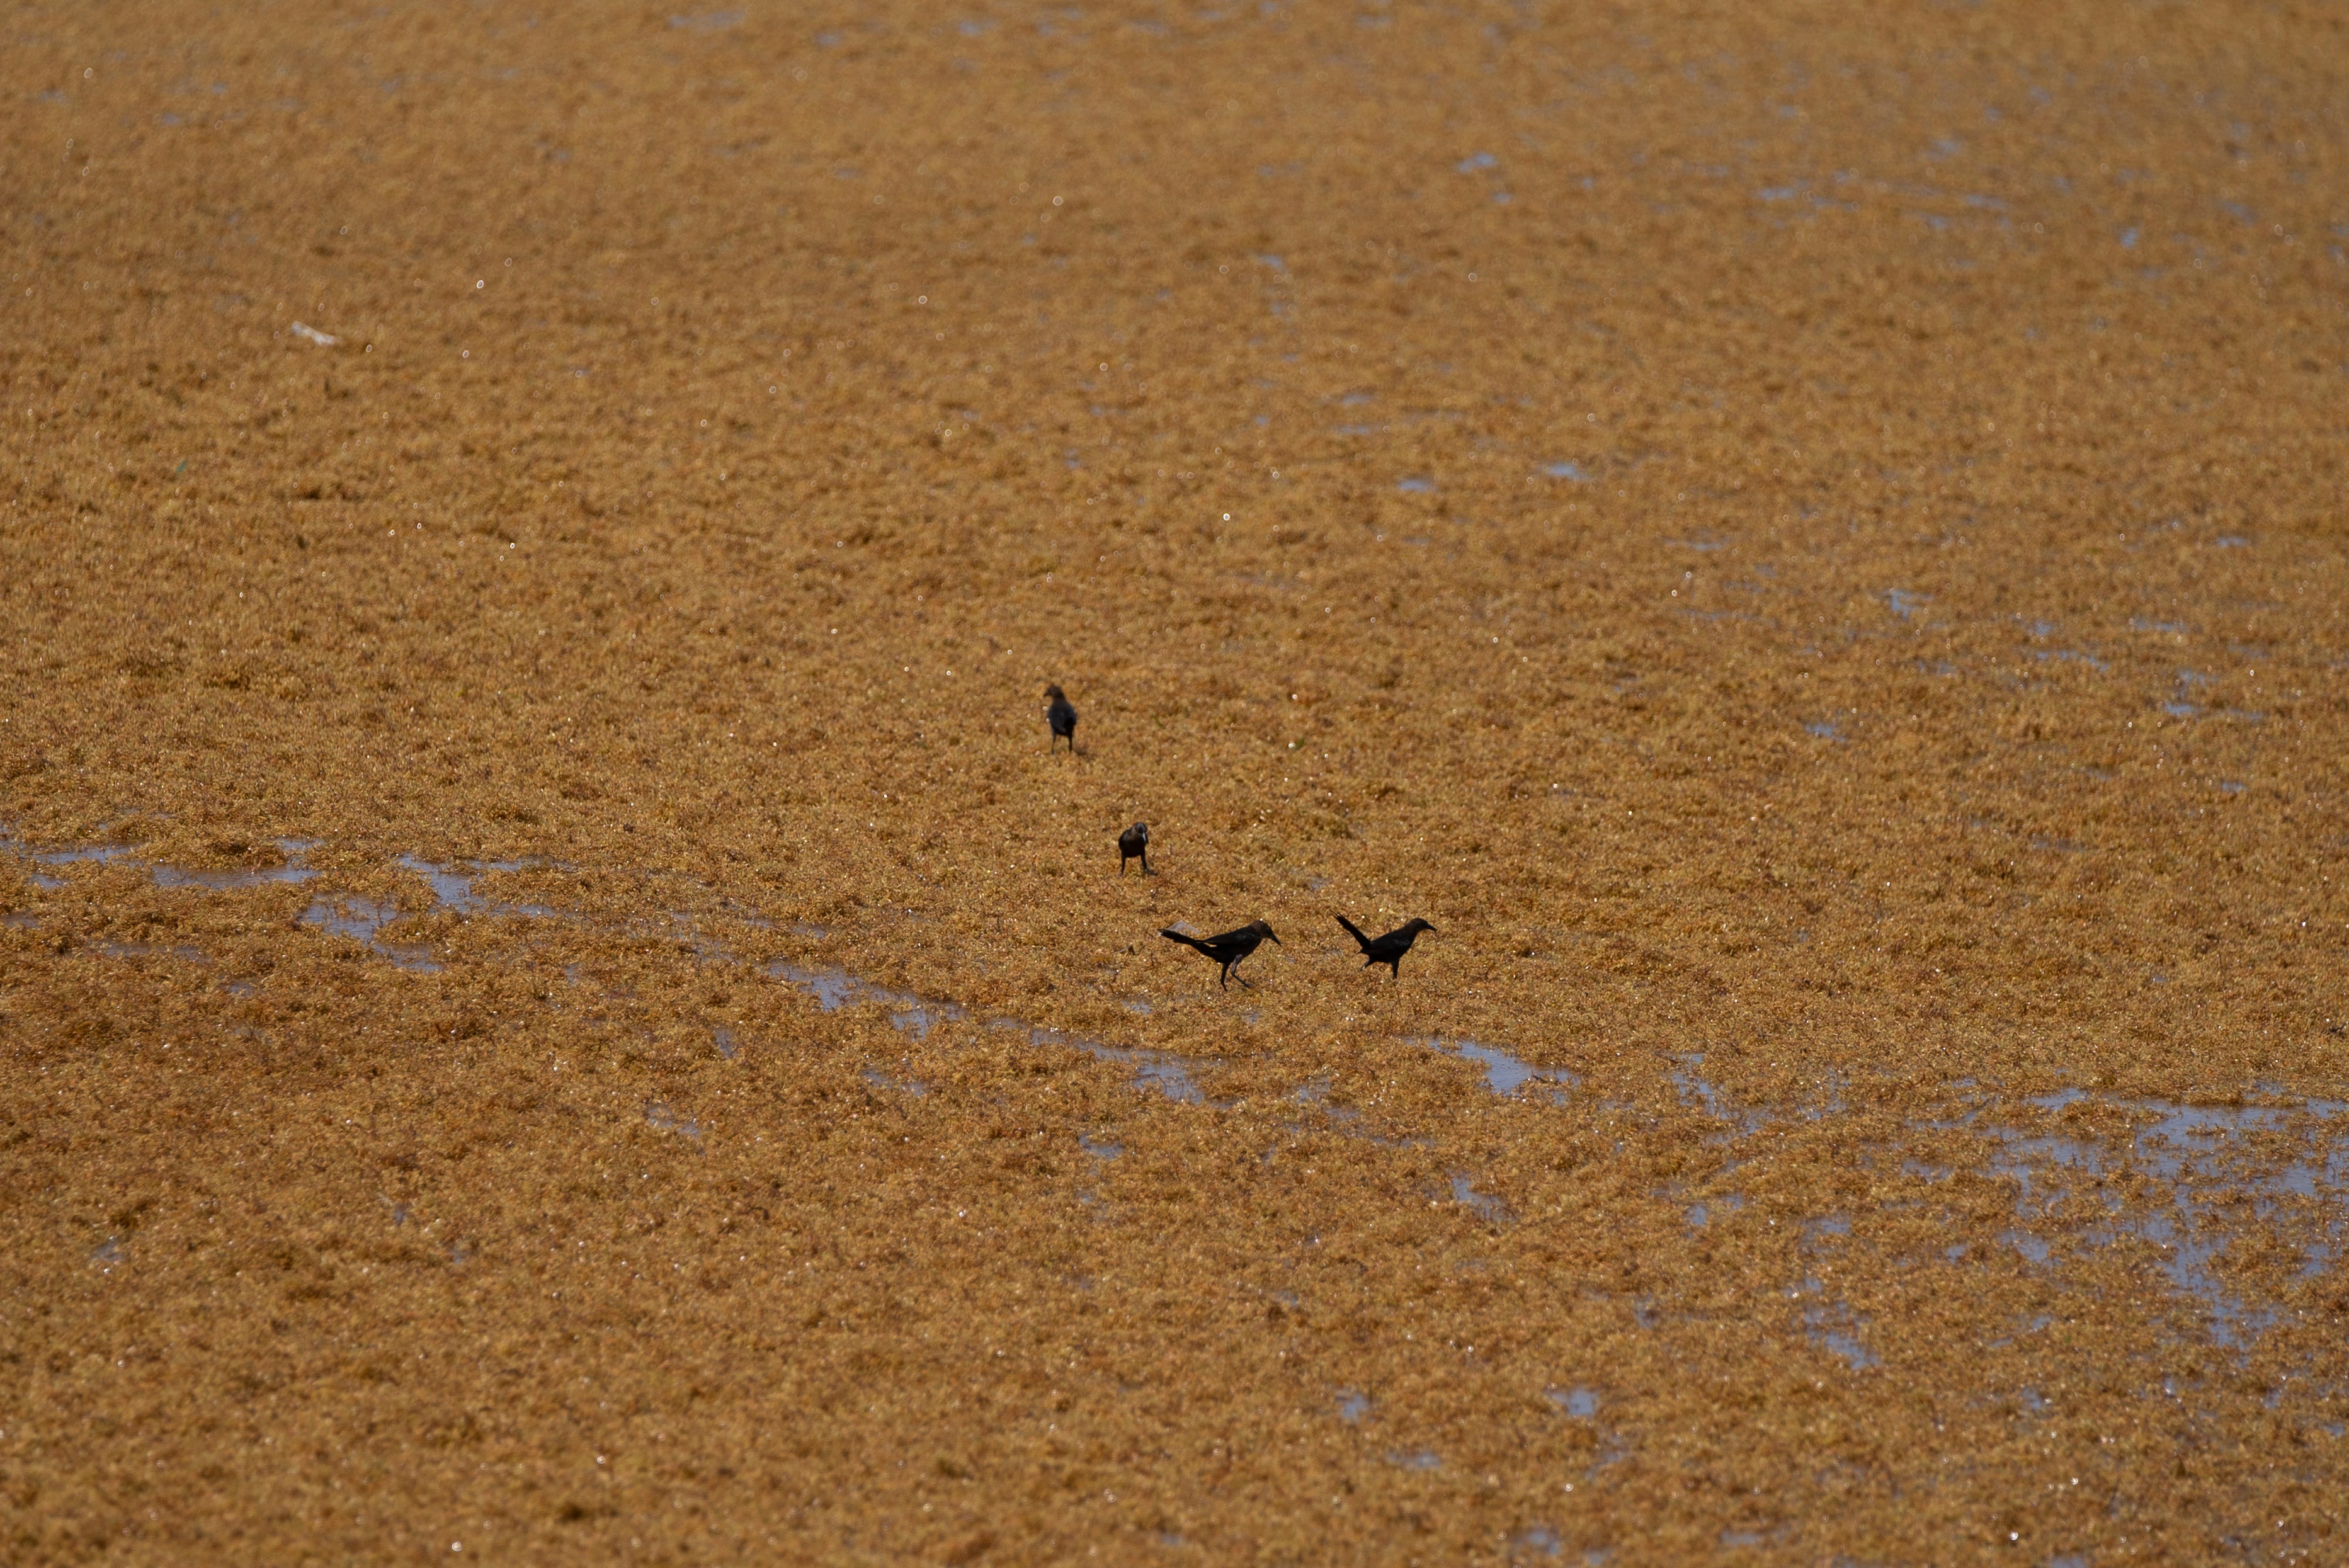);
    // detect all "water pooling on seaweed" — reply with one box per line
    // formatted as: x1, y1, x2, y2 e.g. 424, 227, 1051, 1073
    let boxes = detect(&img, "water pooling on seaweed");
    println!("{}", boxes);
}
1795, 1215, 1877, 1370
1962, 1089, 2349, 1349
152, 838, 323, 892
1010, 1020, 1212, 1105
762, 960, 965, 1038
1418, 1037, 1579, 1101
1449, 1174, 1511, 1225
644, 1102, 705, 1142
11, 834, 322, 894
395, 853, 561, 919
761, 958, 1213, 1100
862, 1066, 928, 1097
300, 895, 442, 973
